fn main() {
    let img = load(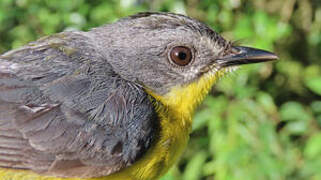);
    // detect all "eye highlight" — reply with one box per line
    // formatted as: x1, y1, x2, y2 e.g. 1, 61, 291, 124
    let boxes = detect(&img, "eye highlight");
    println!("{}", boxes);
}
169, 46, 193, 66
